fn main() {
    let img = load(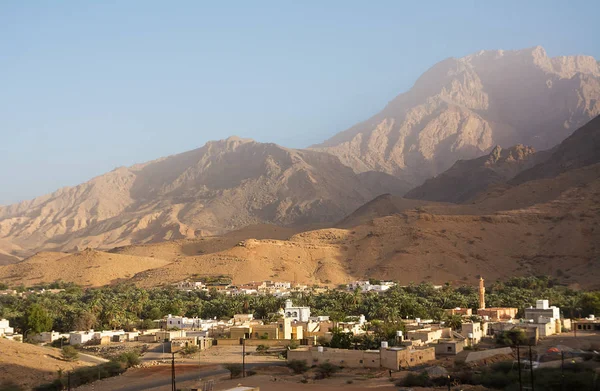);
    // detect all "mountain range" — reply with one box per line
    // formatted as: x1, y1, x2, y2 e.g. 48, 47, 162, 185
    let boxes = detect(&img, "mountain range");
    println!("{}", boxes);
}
1, 45, 599, 269
313, 46, 600, 186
